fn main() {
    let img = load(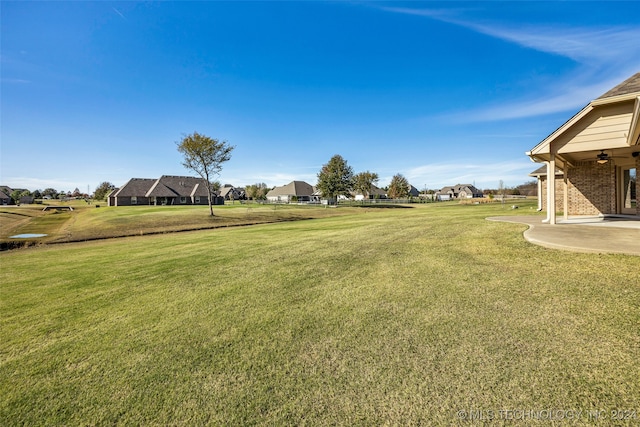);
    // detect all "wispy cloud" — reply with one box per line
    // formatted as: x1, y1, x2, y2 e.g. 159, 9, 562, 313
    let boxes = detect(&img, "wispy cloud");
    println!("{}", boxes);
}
1, 78, 31, 84
404, 159, 536, 189
2, 177, 87, 192
380, 6, 640, 121
112, 7, 126, 21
